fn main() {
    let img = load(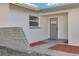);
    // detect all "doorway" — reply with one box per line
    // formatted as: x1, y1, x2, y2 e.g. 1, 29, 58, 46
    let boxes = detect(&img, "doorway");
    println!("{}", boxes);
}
50, 18, 58, 39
